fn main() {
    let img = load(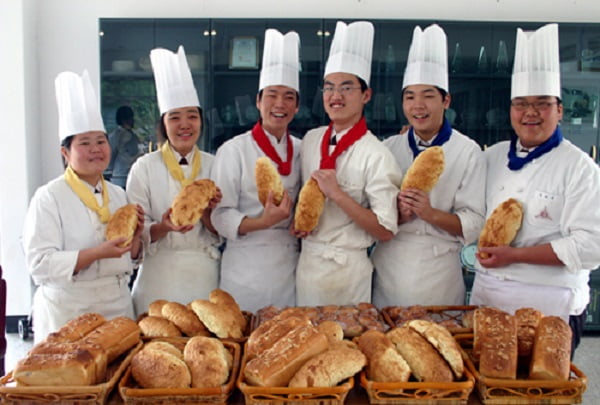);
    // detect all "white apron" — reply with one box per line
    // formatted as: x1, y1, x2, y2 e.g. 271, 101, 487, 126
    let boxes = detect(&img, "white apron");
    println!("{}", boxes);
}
220, 234, 298, 312
296, 240, 372, 306
132, 248, 219, 316
372, 235, 465, 307
33, 275, 133, 343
